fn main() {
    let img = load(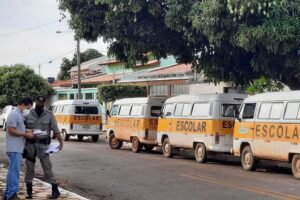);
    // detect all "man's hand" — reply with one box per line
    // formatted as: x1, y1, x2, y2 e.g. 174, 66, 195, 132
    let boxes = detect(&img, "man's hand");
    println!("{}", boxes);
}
24, 129, 33, 139
56, 140, 63, 151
